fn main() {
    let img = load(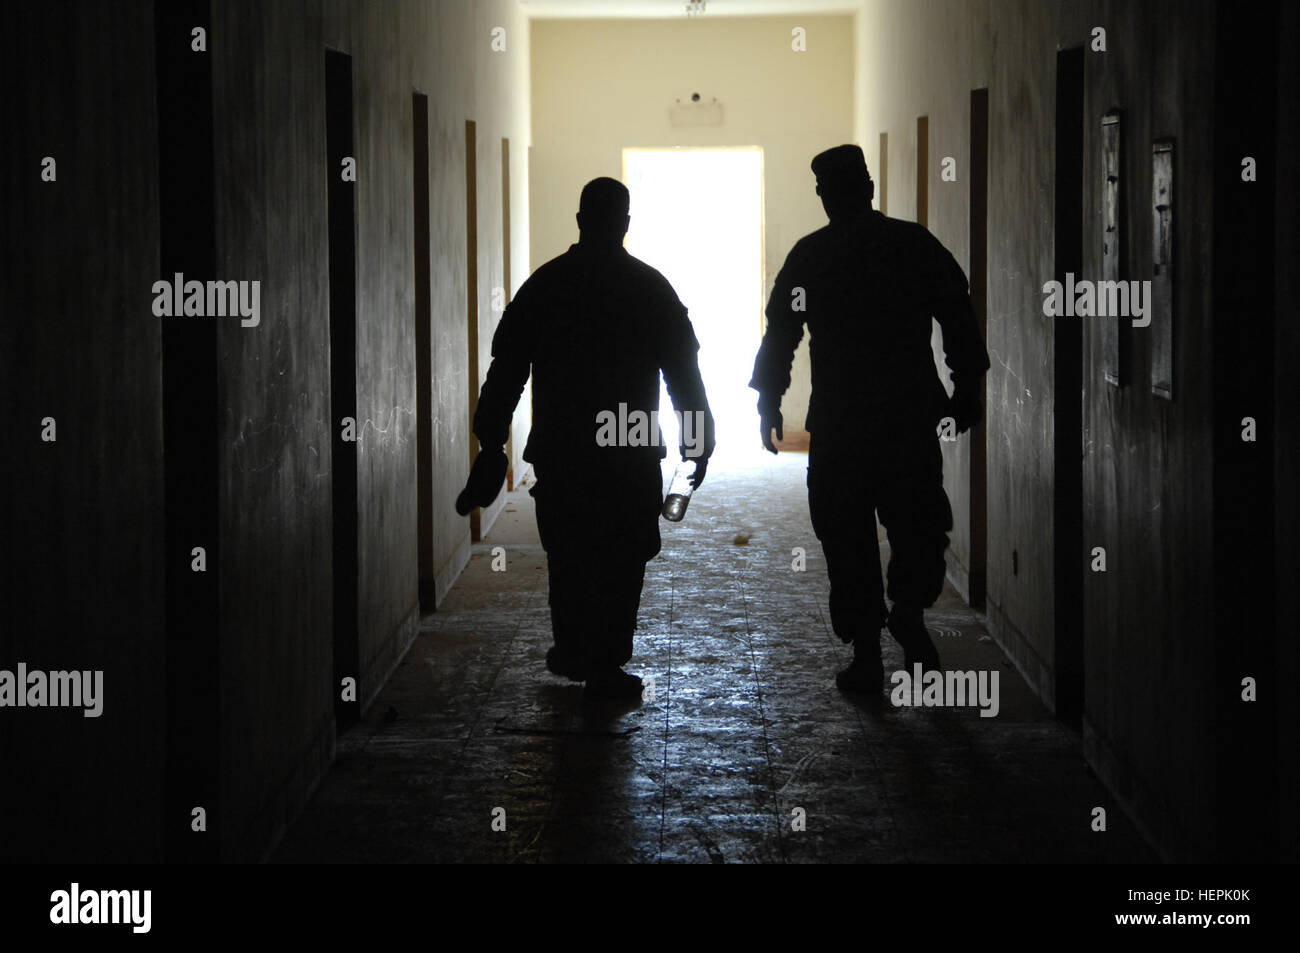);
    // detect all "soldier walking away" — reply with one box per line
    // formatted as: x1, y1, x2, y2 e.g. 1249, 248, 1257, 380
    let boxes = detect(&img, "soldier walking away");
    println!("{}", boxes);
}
457, 177, 715, 700
749, 145, 990, 694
